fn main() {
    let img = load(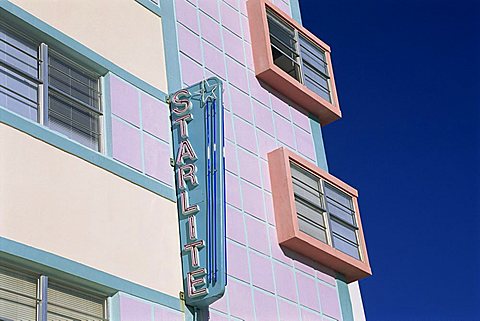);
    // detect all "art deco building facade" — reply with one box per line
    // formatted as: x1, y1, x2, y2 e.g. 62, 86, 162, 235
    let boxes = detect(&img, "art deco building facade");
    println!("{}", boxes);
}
0, 0, 371, 320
